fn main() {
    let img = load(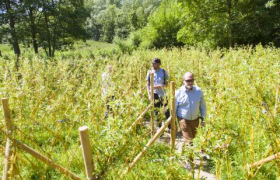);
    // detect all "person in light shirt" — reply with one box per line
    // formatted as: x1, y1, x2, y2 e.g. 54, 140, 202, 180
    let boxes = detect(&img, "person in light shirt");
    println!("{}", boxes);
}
101, 65, 114, 118
175, 72, 206, 144
146, 58, 170, 128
